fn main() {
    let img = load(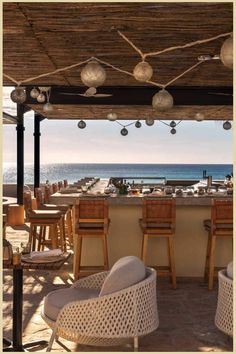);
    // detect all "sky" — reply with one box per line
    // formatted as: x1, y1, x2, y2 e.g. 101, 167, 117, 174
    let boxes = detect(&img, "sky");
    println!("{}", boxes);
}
3, 88, 233, 165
